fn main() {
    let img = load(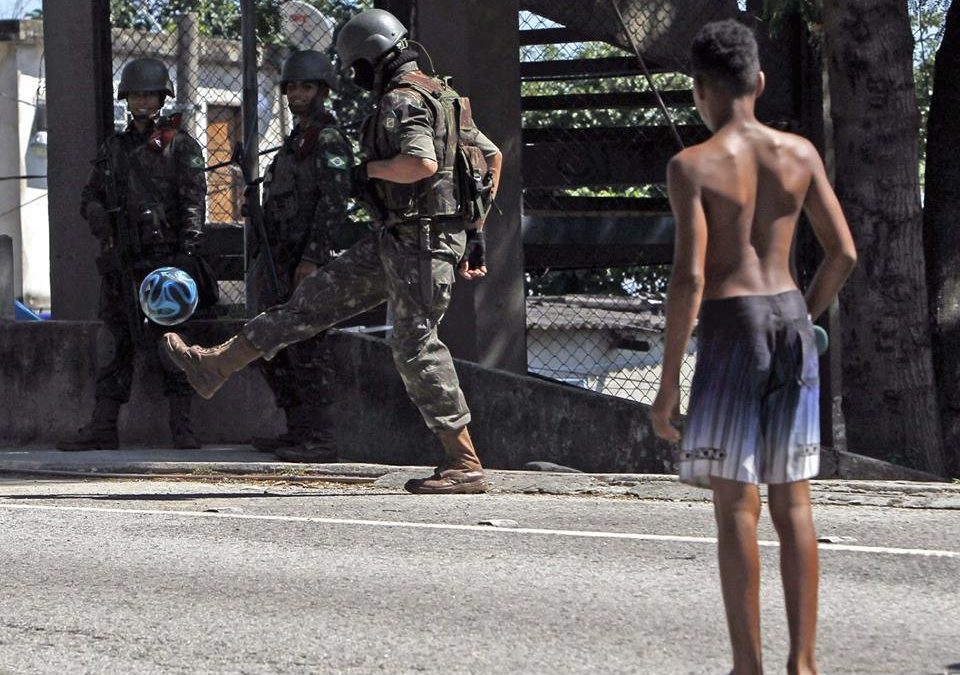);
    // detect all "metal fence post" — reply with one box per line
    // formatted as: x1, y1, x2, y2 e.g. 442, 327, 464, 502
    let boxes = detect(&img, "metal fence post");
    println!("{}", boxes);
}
0, 234, 13, 320
176, 12, 201, 142
241, 0, 260, 313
